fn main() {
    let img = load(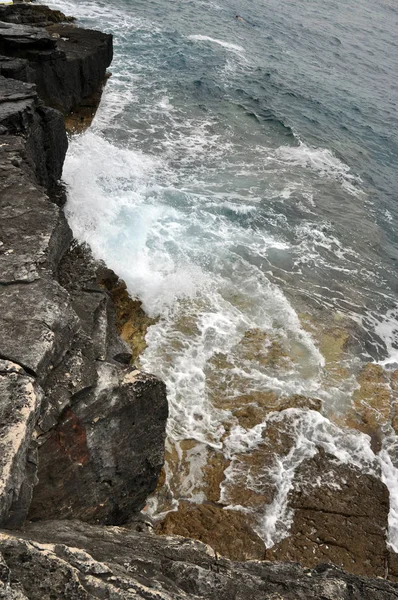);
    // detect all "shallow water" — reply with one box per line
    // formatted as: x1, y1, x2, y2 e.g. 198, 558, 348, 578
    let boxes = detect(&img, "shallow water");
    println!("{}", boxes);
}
46, 0, 398, 548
